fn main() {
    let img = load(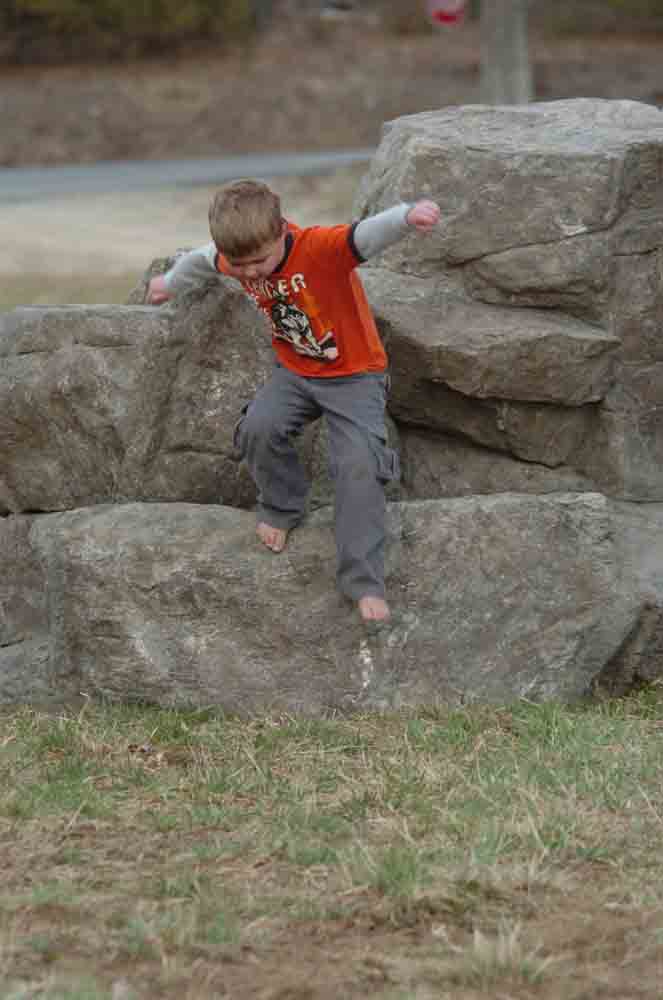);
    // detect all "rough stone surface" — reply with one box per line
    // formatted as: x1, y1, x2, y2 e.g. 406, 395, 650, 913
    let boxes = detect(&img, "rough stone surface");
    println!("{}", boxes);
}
594, 502, 663, 695
398, 427, 592, 500
3, 98, 663, 711
0, 285, 272, 513
363, 271, 619, 405
354, 99, 663, 277
0, 514, 53, 705
574, 363, 663, 499
361, 267, 614, 472
354, 100, 663, 499
0, 495, 646, 712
